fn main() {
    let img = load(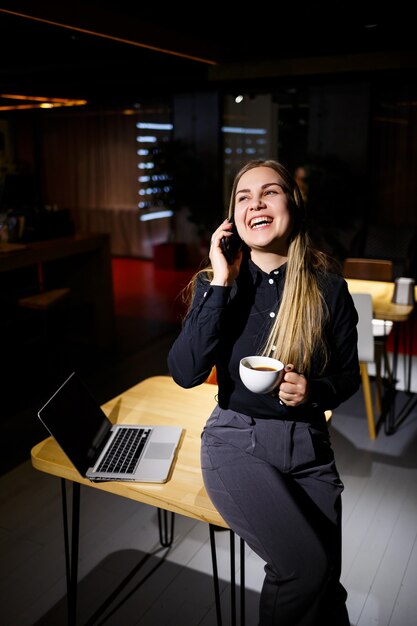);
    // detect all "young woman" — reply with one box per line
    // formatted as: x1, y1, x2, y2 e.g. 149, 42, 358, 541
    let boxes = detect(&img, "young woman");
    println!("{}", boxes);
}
167, 159, 360, 625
